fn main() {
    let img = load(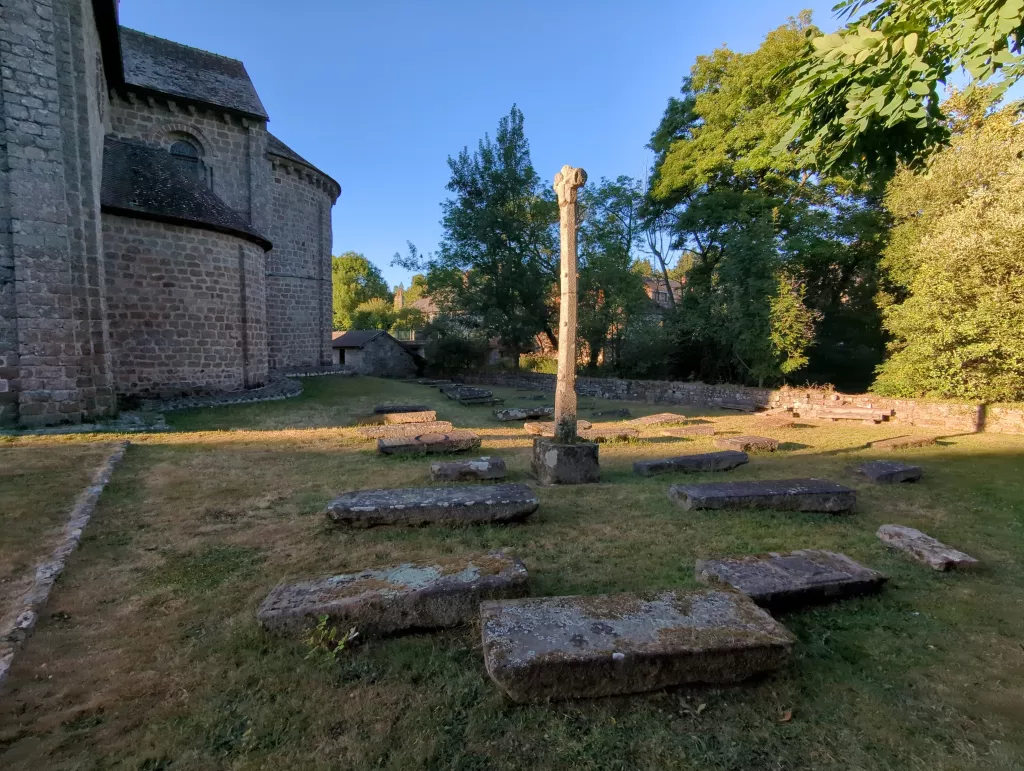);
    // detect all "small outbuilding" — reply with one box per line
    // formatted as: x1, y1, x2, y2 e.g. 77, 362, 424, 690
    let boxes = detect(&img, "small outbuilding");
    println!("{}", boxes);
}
332, 330, 418, 377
